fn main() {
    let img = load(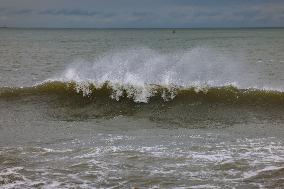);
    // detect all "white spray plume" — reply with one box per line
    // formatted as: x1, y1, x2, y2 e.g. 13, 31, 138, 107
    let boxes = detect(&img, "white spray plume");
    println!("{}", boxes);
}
46, 47, 272, 102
